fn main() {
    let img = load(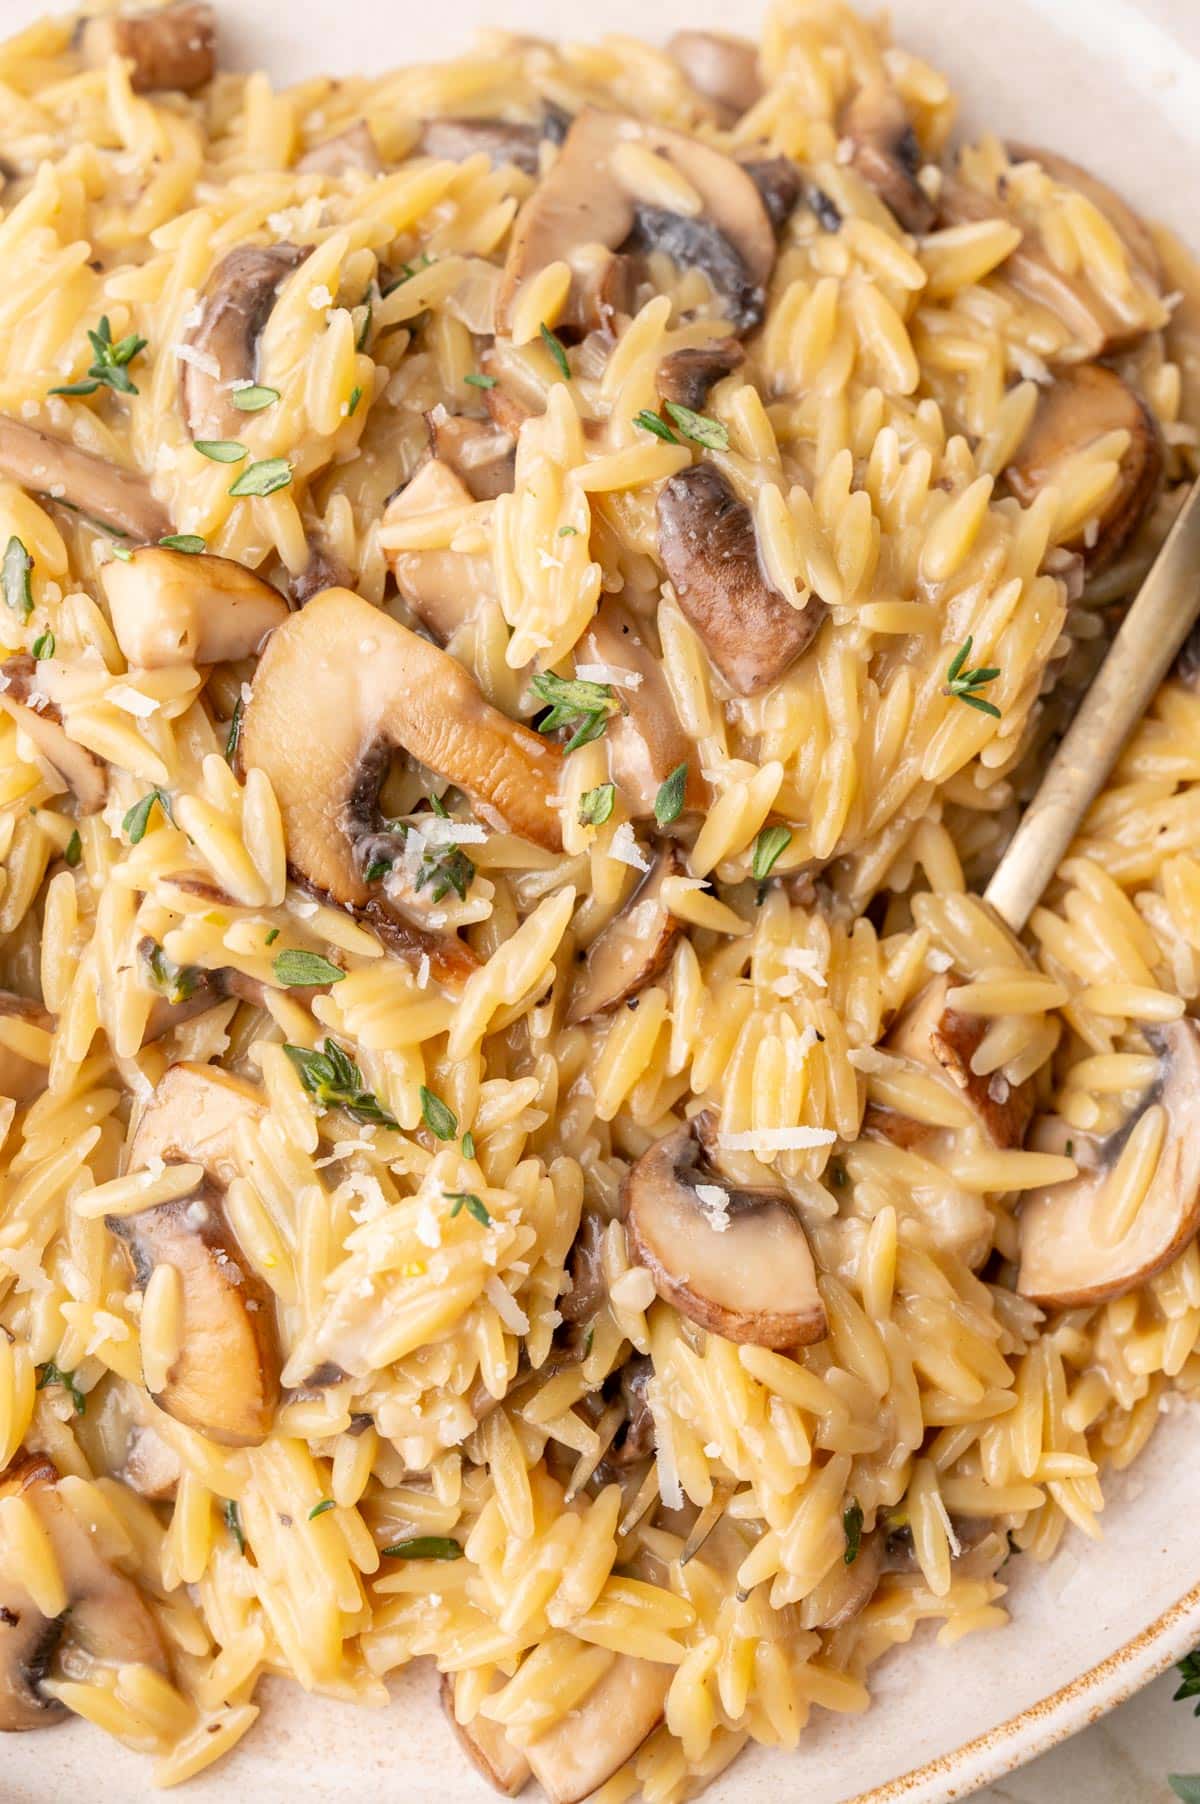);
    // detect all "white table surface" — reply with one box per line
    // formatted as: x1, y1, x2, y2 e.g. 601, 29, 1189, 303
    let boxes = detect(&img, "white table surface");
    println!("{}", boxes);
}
977, 1669, 1199, 1804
